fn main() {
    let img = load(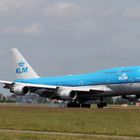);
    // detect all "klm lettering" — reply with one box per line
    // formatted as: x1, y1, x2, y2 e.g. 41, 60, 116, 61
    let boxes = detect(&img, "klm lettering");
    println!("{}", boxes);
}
16, 67, 28, 74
